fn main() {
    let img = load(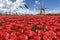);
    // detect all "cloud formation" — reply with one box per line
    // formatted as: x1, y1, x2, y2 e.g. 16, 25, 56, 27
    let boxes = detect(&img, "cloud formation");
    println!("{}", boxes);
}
0, 0, 39, 15
35, 0, 40, 4
46, 8, 60, 14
